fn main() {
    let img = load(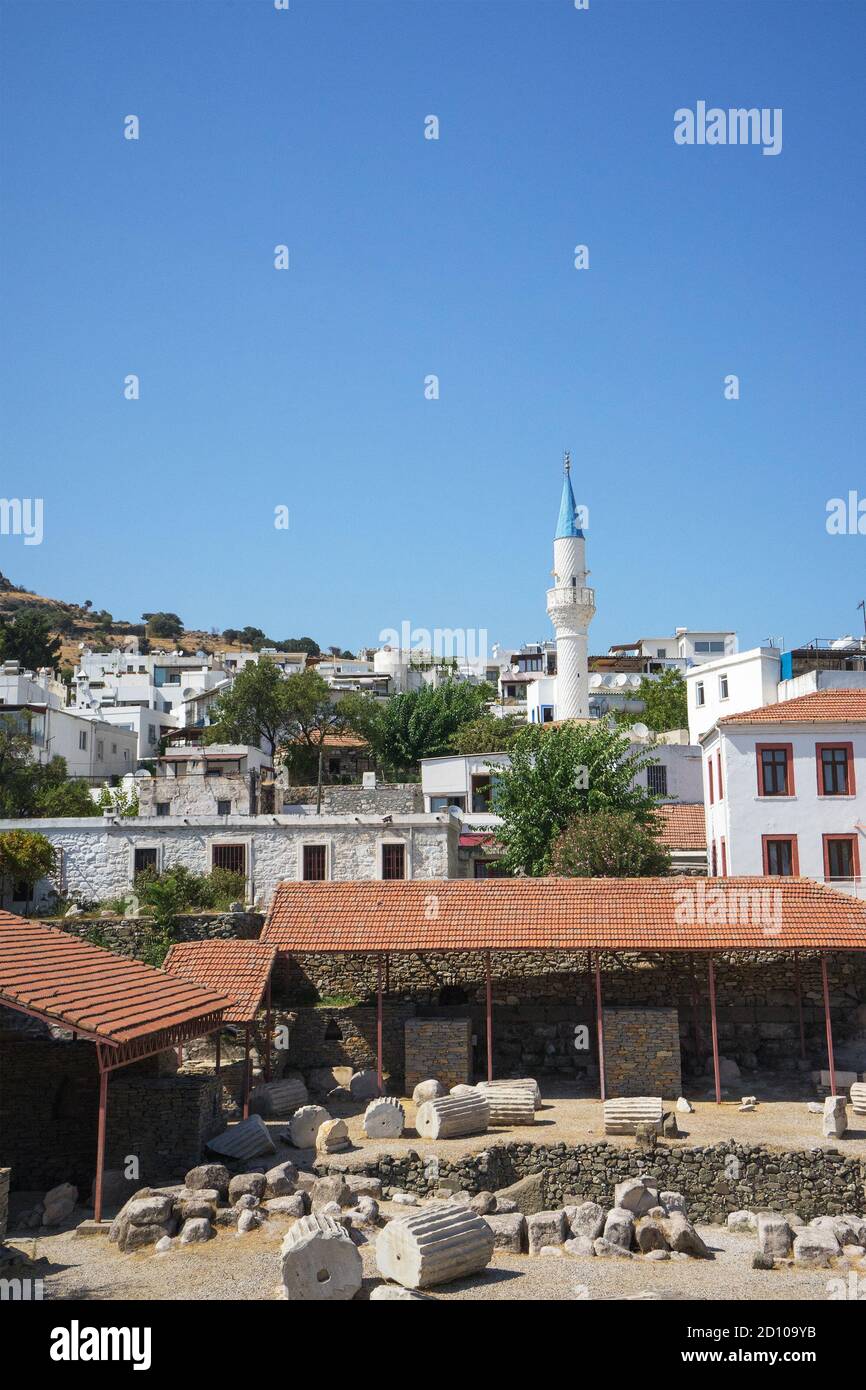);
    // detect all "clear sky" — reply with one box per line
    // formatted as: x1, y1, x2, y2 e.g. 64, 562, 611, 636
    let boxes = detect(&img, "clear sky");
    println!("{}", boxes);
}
1, 0, 863, 656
